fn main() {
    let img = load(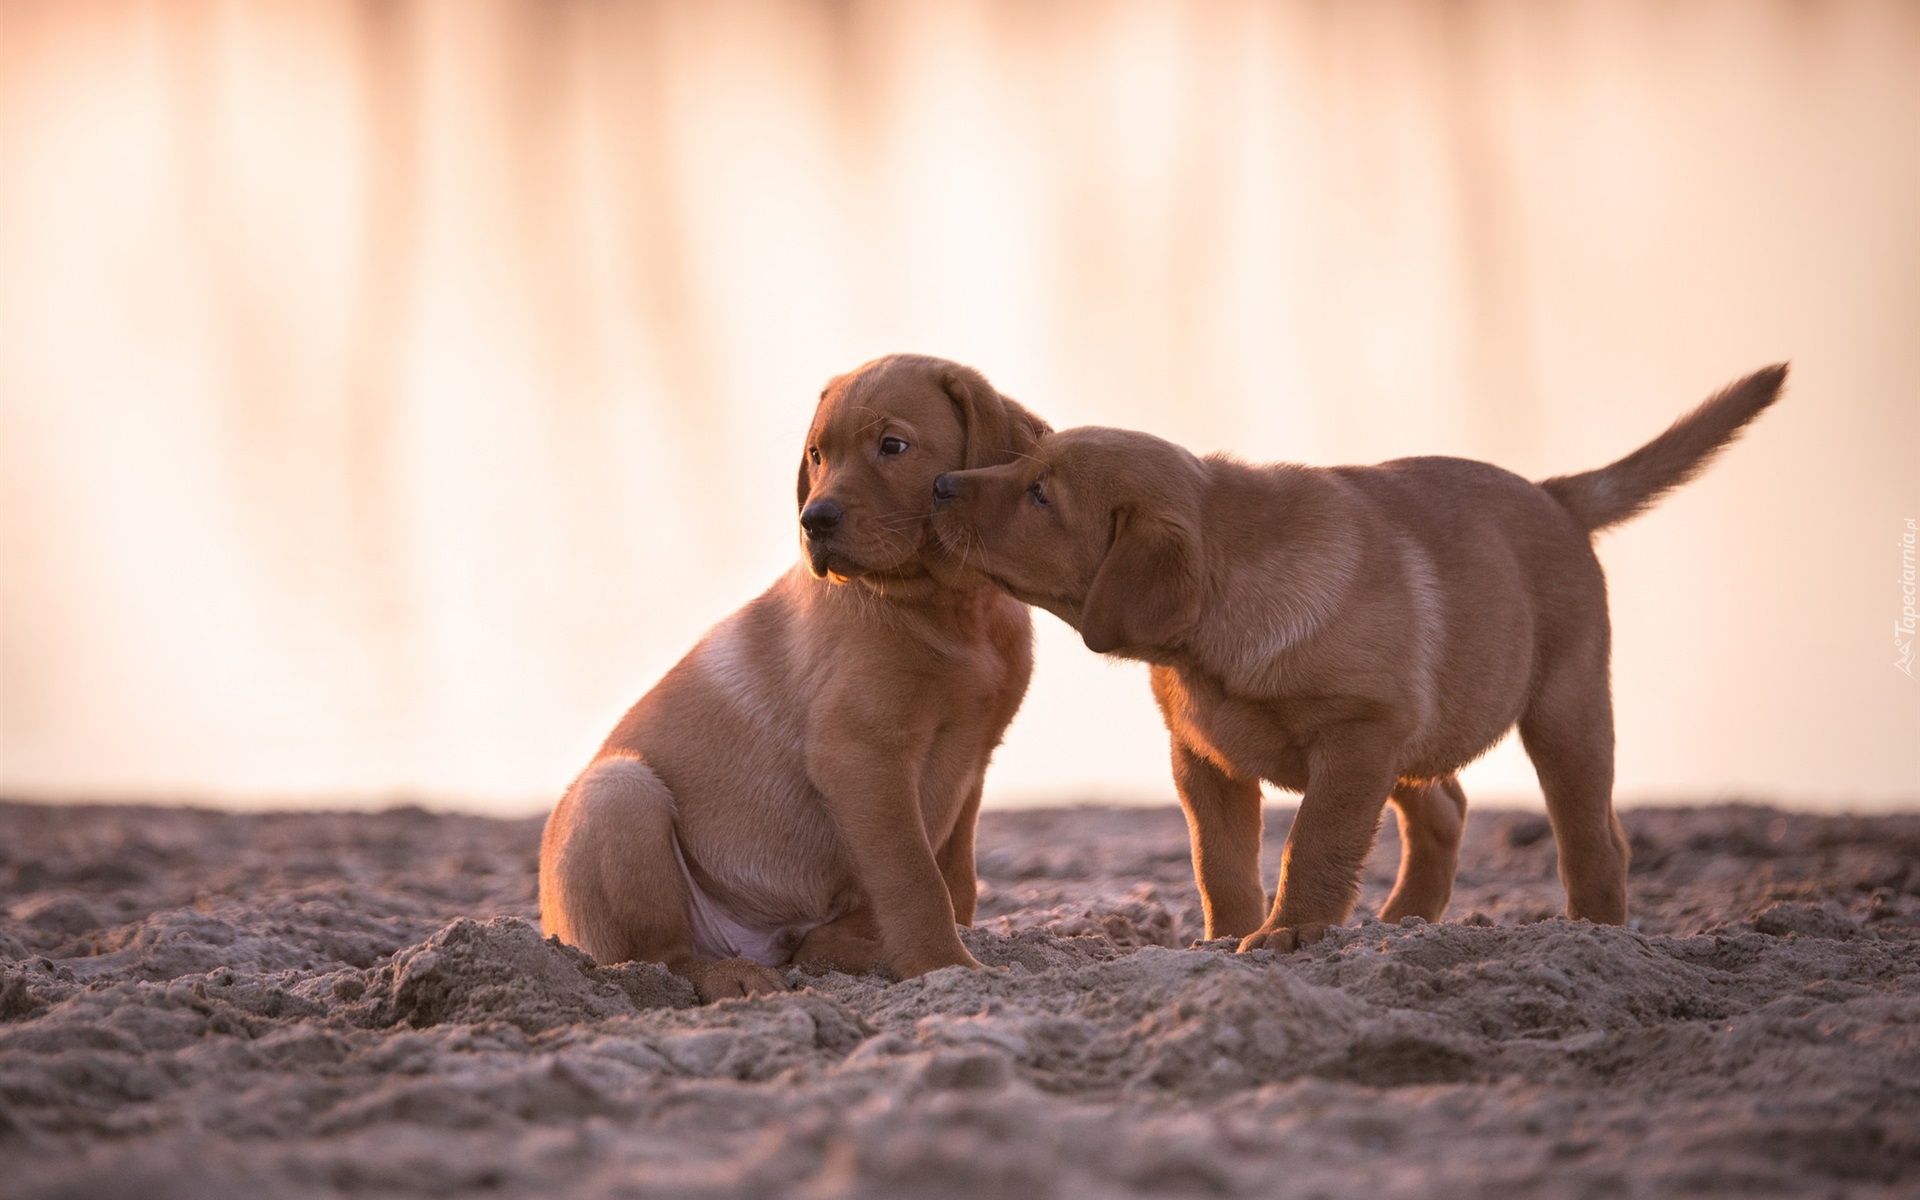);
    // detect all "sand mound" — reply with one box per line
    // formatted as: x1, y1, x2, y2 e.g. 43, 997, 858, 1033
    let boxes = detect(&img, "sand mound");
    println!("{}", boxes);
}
360, 917, 696, 1032
2, 801, 1917, 1197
